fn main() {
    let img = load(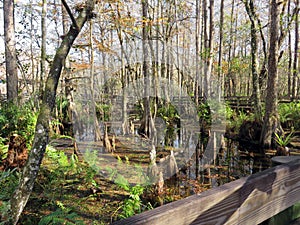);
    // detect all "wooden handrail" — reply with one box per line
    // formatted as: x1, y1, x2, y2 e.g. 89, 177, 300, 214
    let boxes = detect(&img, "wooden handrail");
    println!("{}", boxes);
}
112, 159, 300, 225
